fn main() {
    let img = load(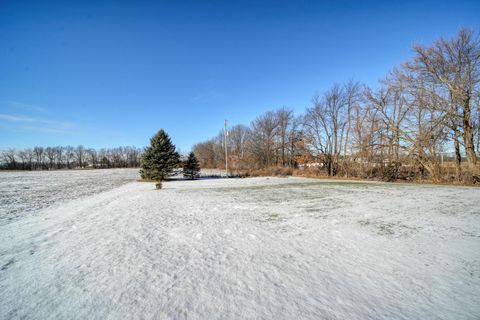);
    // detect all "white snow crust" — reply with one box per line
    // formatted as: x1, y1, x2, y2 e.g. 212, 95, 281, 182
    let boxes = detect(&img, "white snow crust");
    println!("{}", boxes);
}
0, 169, 139, 225
1, 173, 479, 319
